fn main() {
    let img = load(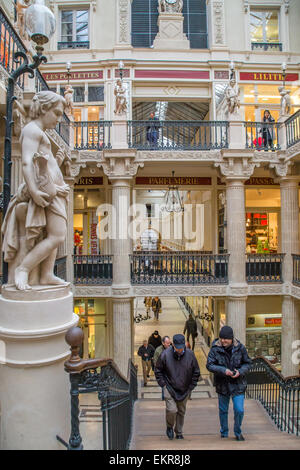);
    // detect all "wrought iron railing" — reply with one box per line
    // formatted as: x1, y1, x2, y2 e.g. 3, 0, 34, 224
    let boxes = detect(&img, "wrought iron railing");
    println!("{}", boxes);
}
286, 110, 300, 148
0, 6, 27, 89
128, 120, 229, 150
73, 255, 113, 285
58, 41, 90, 50
130, 253, 229, 285
292, 254, 300, 286
246, 357, 300, 436
35, 68, 49, 92
74, 121, 112, 150
54, 256, 67, 281
251, 42, 282, 52
245, 121, 280, 150
57, 327, 138, 450
57, 111, 71, 145
246, 254, 284, 283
